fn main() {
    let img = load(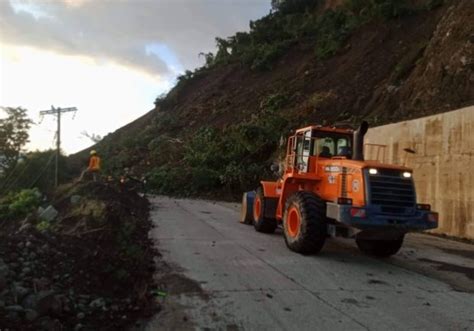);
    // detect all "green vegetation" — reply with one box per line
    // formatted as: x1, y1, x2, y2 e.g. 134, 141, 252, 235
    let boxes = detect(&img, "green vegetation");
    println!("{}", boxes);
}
178, 0, 424, 74
36, 218, 53, 232
0, 150, 68, 196
146, 93, 291, 196
0, 188, 41, 220
0, 108, 67, 196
